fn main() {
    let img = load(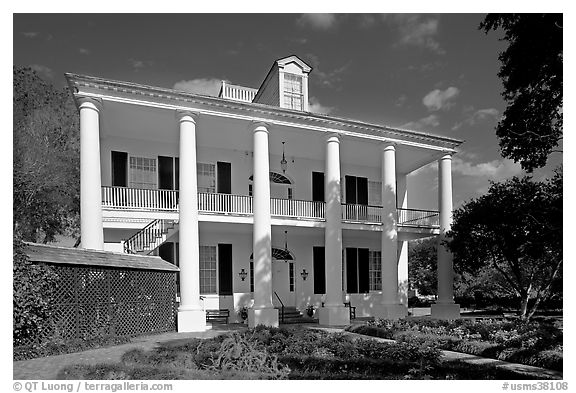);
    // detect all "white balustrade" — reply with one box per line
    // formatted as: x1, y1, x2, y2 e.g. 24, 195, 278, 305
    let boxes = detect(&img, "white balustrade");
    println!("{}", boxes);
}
102, 186, 179, 211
